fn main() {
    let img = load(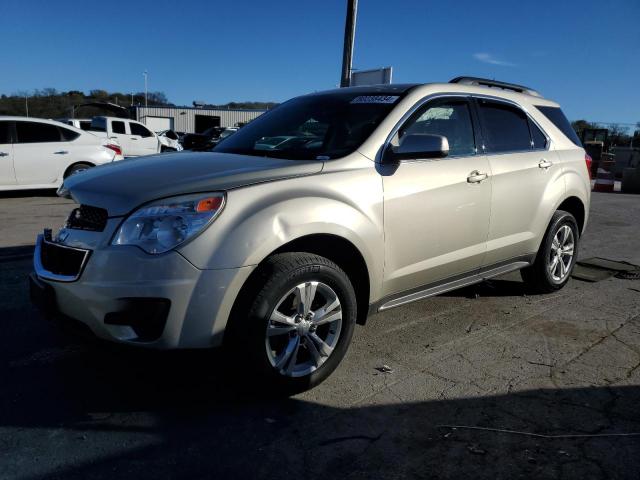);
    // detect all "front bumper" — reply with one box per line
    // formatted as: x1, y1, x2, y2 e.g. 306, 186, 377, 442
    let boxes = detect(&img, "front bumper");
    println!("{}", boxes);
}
31, 235, 254, 348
